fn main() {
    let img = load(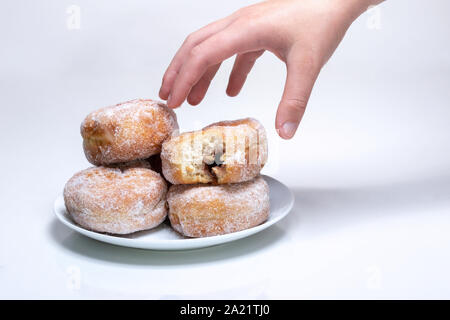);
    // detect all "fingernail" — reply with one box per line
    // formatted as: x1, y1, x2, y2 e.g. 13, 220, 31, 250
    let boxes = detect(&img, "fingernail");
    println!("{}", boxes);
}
281, 121, 298, 139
